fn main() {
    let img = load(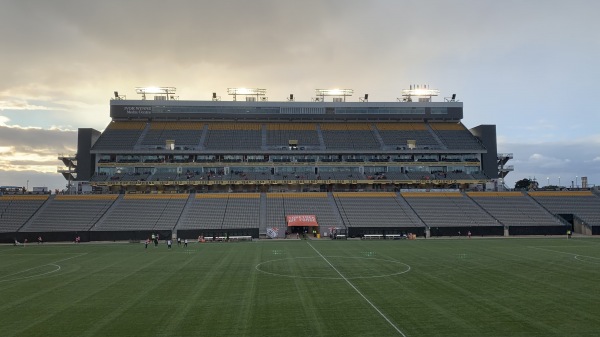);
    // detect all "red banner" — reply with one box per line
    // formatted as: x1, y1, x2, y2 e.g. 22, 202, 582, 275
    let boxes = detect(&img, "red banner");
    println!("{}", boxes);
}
286, 215, 318, 227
